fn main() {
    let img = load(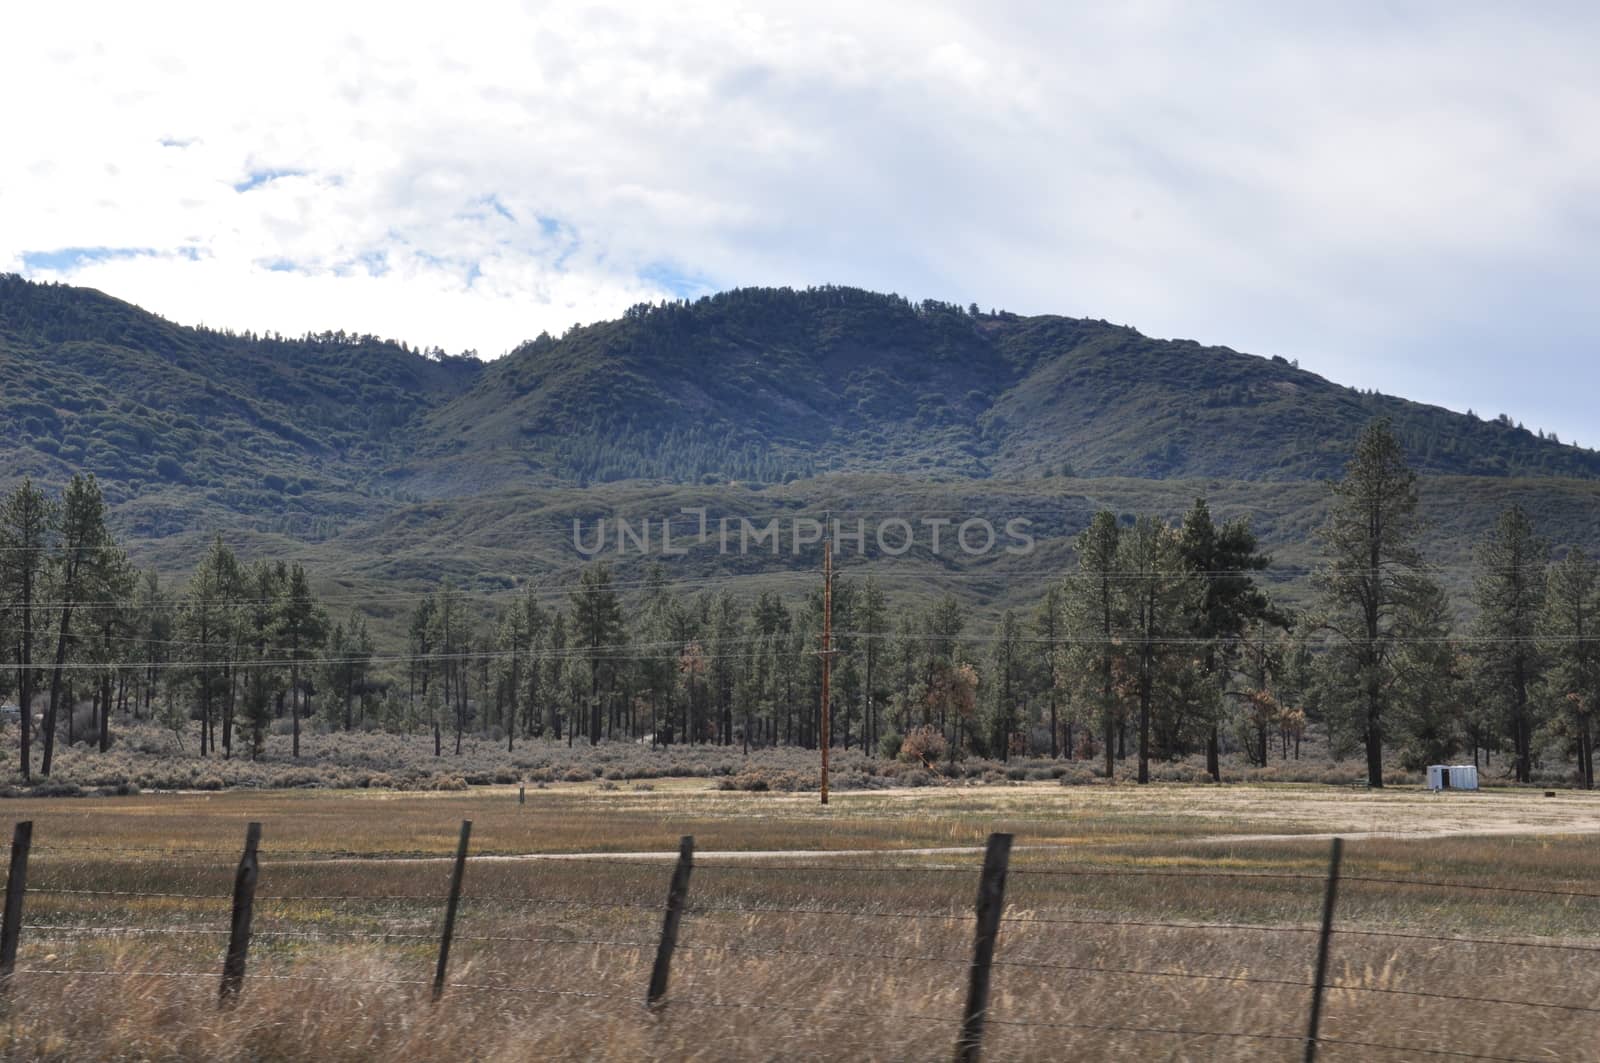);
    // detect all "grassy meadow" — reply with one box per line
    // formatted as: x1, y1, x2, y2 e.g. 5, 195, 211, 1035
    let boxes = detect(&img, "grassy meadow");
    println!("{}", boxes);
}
0, 783, 1597, 1061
